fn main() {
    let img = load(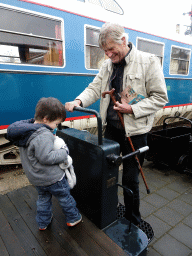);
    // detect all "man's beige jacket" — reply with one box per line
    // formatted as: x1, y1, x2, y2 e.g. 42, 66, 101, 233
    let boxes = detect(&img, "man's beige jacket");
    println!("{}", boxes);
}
77, 43, 168, 137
